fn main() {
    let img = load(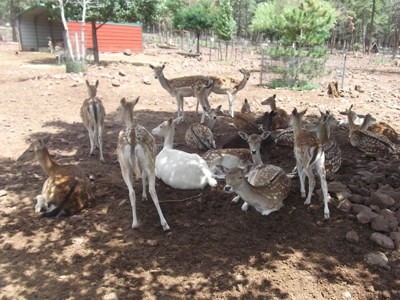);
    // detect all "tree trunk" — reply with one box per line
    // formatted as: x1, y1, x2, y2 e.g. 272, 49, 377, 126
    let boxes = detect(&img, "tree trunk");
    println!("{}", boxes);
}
225, 42, 228, 60
10, 0, 18, 42
59, 0, 74, 61
392, 27, 399, 59
196, 31, 200, 54
91, 20, 100, 64
80, 0, 87, 62
365, 0, 376, 54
